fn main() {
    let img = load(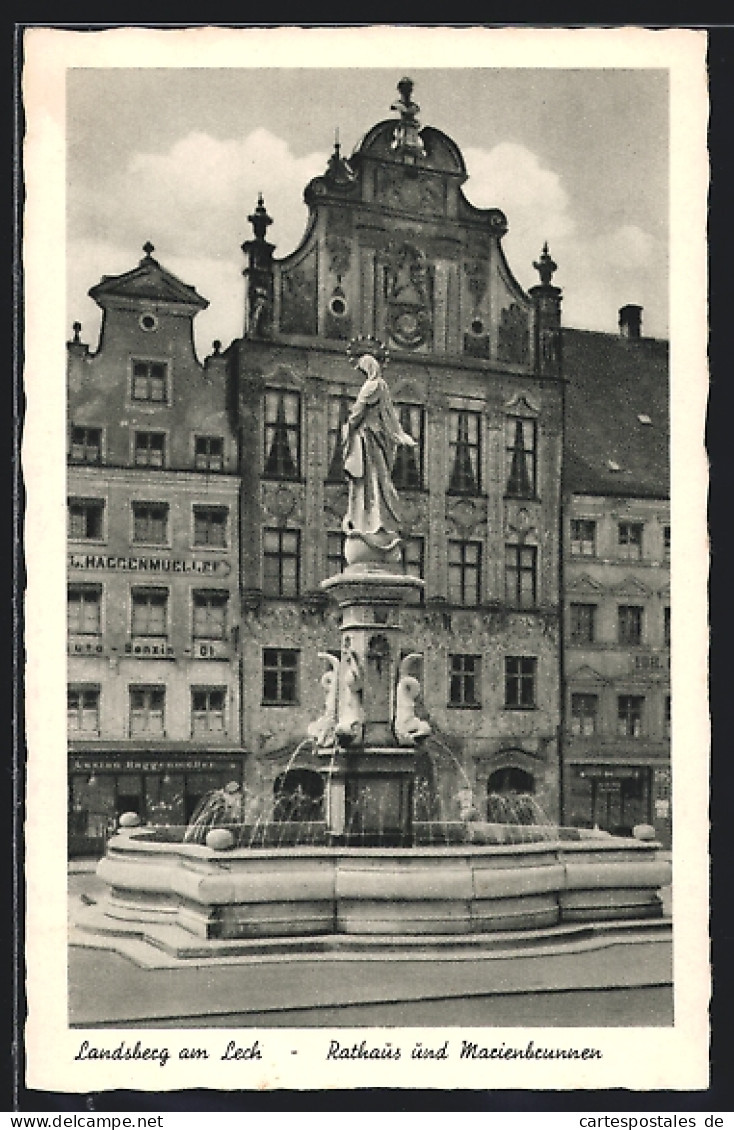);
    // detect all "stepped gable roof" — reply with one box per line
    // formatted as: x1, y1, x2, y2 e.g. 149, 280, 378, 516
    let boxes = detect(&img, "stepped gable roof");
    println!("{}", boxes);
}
88, 243, 208, 311
563, 327, 669, 499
